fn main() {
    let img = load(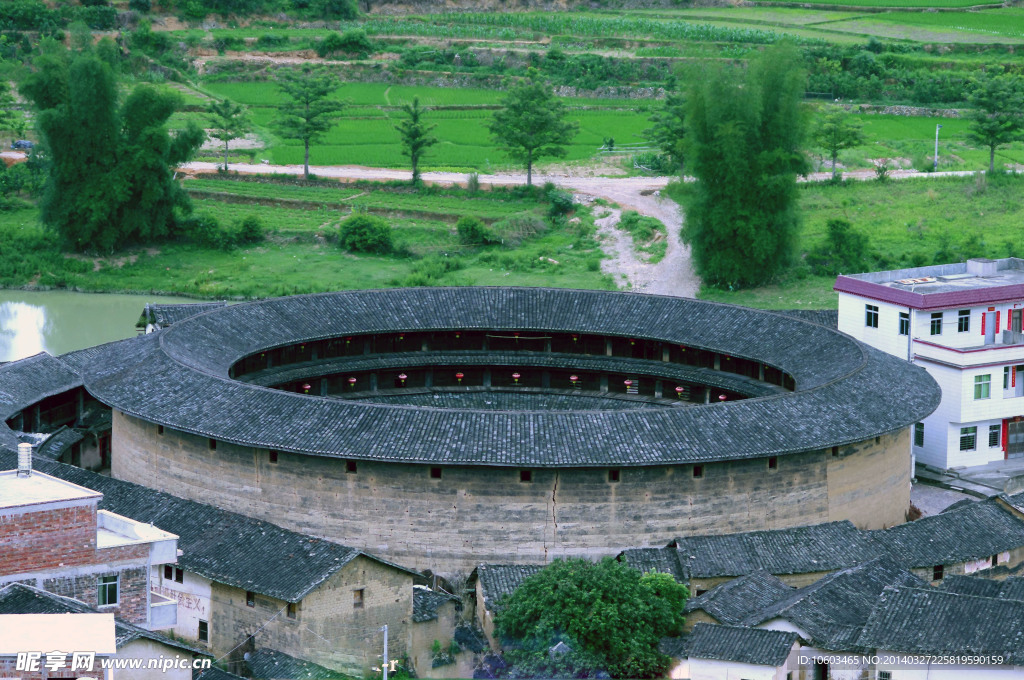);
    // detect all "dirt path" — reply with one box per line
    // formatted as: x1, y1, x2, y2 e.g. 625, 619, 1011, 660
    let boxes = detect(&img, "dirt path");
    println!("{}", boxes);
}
182, 161, 697, 296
